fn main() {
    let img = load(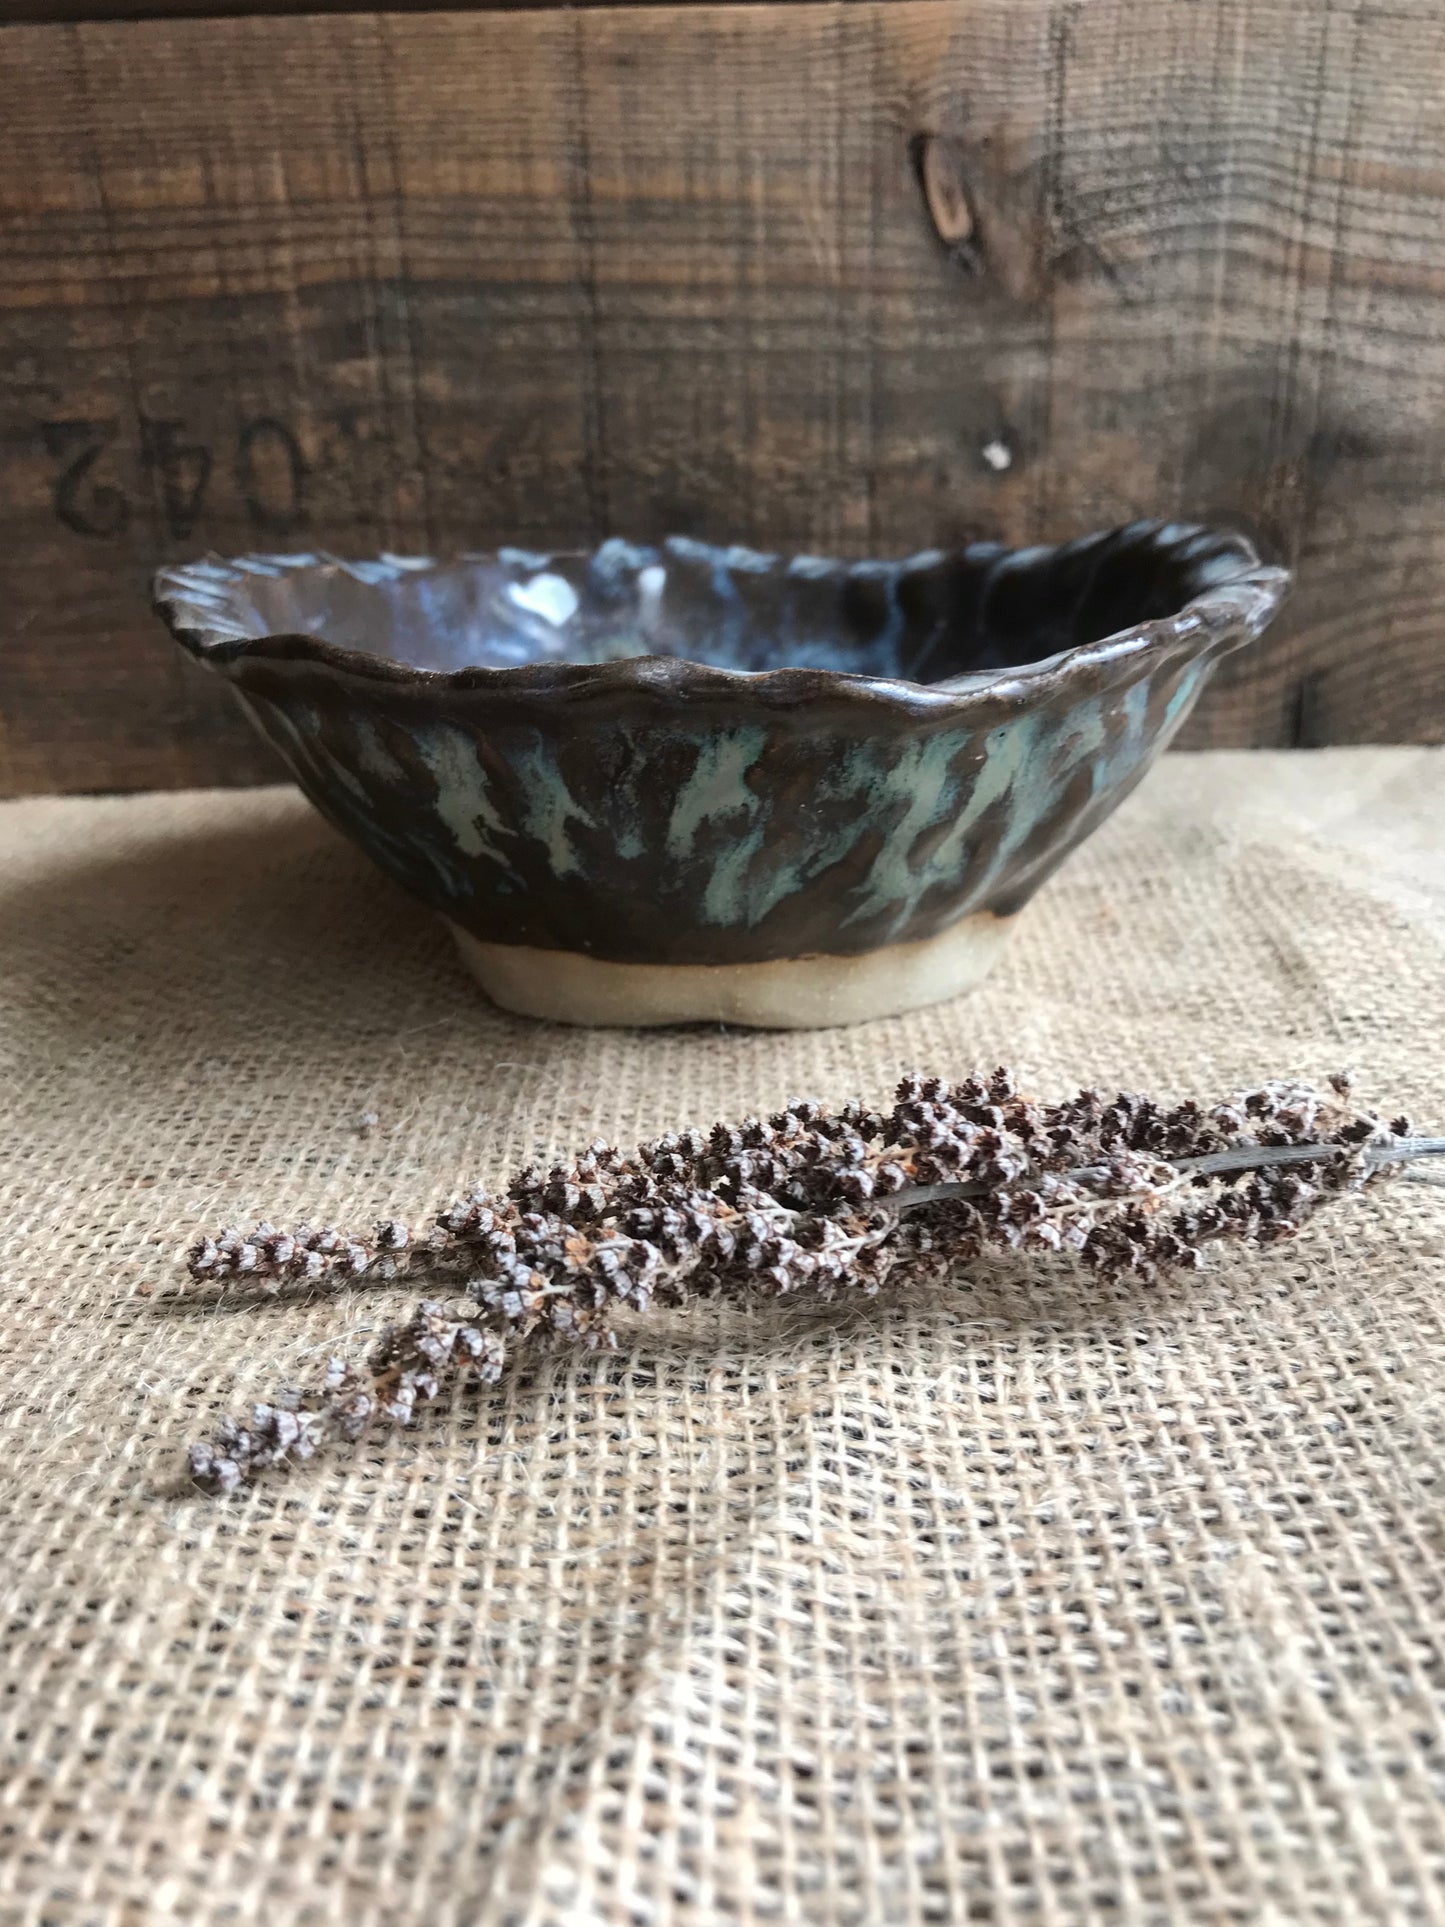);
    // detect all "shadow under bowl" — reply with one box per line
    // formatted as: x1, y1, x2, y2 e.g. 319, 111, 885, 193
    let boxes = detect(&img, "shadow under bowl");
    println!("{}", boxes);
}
153, 522, 1289, 1028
